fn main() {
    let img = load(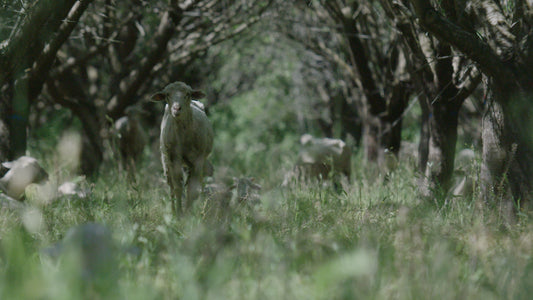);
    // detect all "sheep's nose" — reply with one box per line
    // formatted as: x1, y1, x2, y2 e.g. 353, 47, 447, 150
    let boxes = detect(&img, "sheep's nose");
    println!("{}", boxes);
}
171, 103, 181, 116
